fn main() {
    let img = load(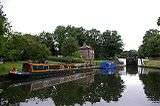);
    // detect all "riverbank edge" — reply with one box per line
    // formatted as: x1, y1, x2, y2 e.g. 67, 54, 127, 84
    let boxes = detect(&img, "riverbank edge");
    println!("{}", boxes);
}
138, 65, 160, 69
138, 59, 160, 69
